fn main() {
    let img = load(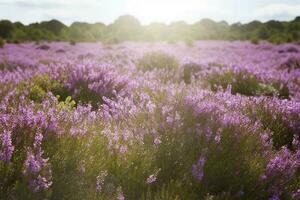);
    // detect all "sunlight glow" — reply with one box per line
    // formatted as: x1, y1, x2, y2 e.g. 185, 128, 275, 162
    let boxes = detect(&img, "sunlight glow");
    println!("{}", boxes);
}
126, 0, 227, 24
